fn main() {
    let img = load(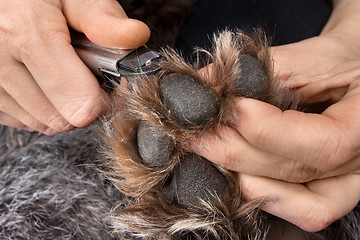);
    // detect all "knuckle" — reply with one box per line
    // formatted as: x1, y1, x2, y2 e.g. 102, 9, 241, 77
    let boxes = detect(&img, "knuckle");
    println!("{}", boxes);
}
44, 114, 70, 132
302, 218, 332, 233
0, 1, 22, 32
221, 146, 236, 170
316, 133, 352, 172
278, 162, 320, 183
299, 165, 322, 182
21, 115, 50, 133
0, 4, 31, 60
0, 1, 35, 41
301, 166, 322, 182
252, 123, 271, 149
301, 204, 335, 232
64, 96, 105, 128
13, 30, 43, 62
0, 1, 67, 62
